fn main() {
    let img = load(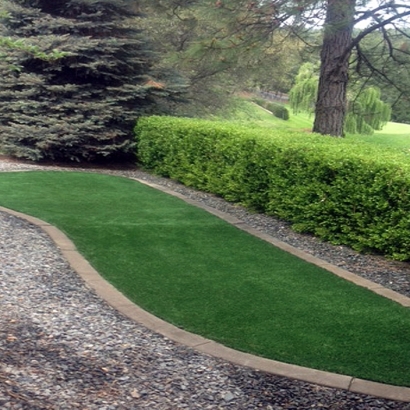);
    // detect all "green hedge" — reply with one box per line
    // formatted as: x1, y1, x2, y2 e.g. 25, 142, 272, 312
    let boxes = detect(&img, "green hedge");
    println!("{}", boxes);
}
251, 98, 289, 120
135, 116, 410, 260
265, 102, 290, 120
